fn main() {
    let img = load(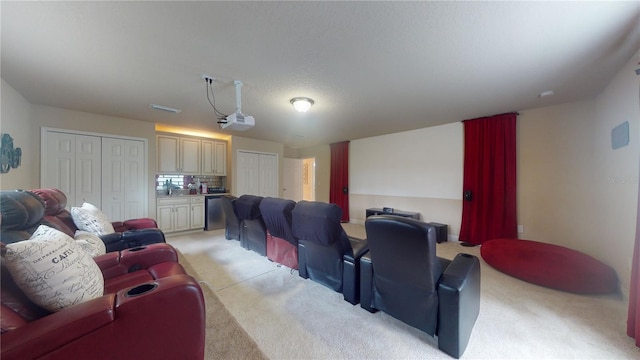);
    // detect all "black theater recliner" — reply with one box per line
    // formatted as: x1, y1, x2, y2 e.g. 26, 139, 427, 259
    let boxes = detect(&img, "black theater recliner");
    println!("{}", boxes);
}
360, 215, 481, 359
259, 197, 299, 269
221, 195, 240, 241
292, 200, 368, 305
235, 195, 267, 256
